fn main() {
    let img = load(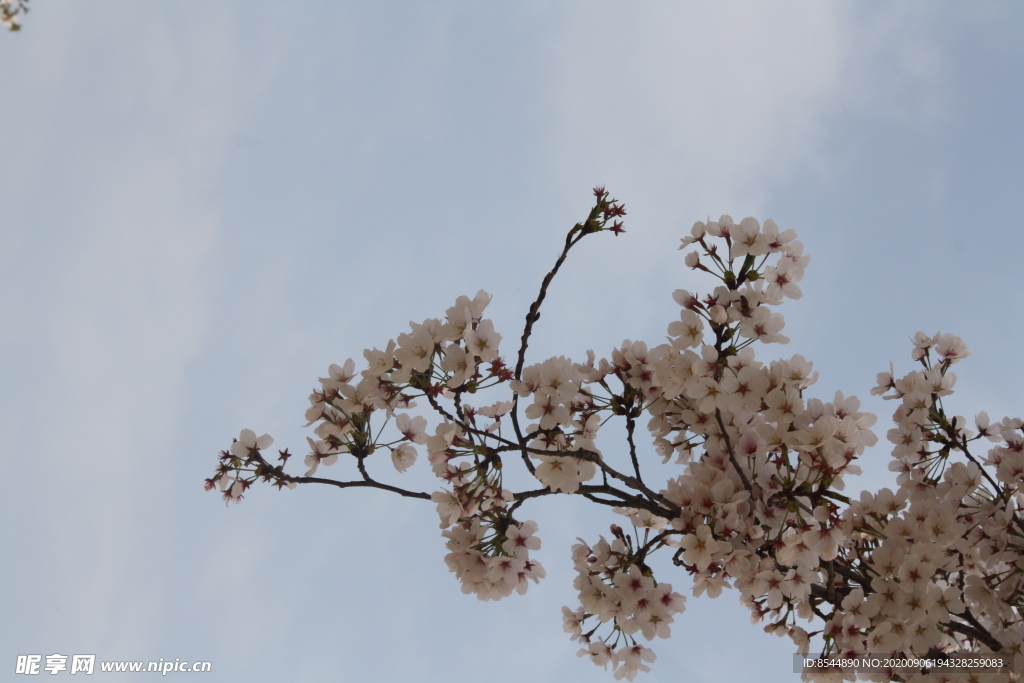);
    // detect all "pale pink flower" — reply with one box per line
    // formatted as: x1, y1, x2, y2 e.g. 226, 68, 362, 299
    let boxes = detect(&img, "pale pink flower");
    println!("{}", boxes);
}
361, 340, 396, 378
230, 429, 273, 459
577, 641, 614, 669
441, 344, 476, 388
395, 326, 436, 378
391, 443, 416, 472
763, 259, 803, 300
395, 413, 428, 444
667, 310, 704, 348
678, 221, 706, 249
502, 521, 541, 558
762, 218, 796, 252
933, 332, 971, 363
303, 437, 339, 476
612, 644, 655, 681
680, 524, 720, 571
431, 490, 465, 528
730, 217, 770, 258
477, 401, 513, 418
562, 606, 586, 640
464, 319, 502, 361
